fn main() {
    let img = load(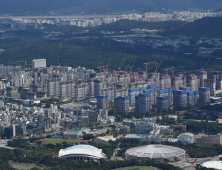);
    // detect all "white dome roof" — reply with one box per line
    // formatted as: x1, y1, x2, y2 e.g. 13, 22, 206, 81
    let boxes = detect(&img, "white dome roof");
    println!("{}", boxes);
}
201, 161, 222, 170
57, 145, 106, 159
125, 144, 185, 158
